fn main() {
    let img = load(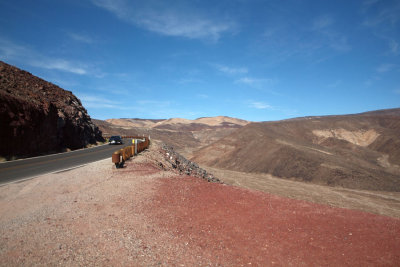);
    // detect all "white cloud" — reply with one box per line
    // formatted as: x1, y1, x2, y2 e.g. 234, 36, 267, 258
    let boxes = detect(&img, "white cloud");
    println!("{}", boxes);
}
235, 77, 273, 86
78, 94, 120, 108
215, 64, 248, 75
68, 32, 94, 44
236, 77, 258, 85
376, 63, 395, 73
91, 0, 127, 17
249, 101, 272, 109
138, 12, 233, 41
91, 0, 235, 41
0, 38, 89, 75
197, 94, 208, 99
30, 59, 87, 75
